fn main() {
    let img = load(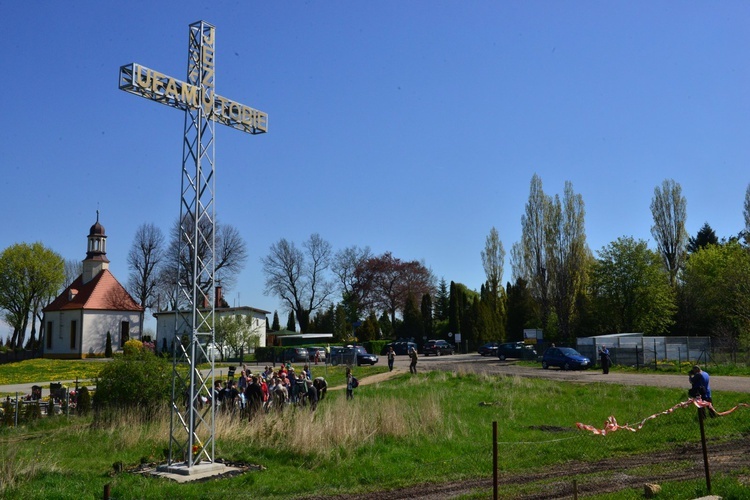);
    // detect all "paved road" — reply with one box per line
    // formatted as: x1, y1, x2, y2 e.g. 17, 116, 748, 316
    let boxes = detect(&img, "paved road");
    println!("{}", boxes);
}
390, 352, 750, 393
